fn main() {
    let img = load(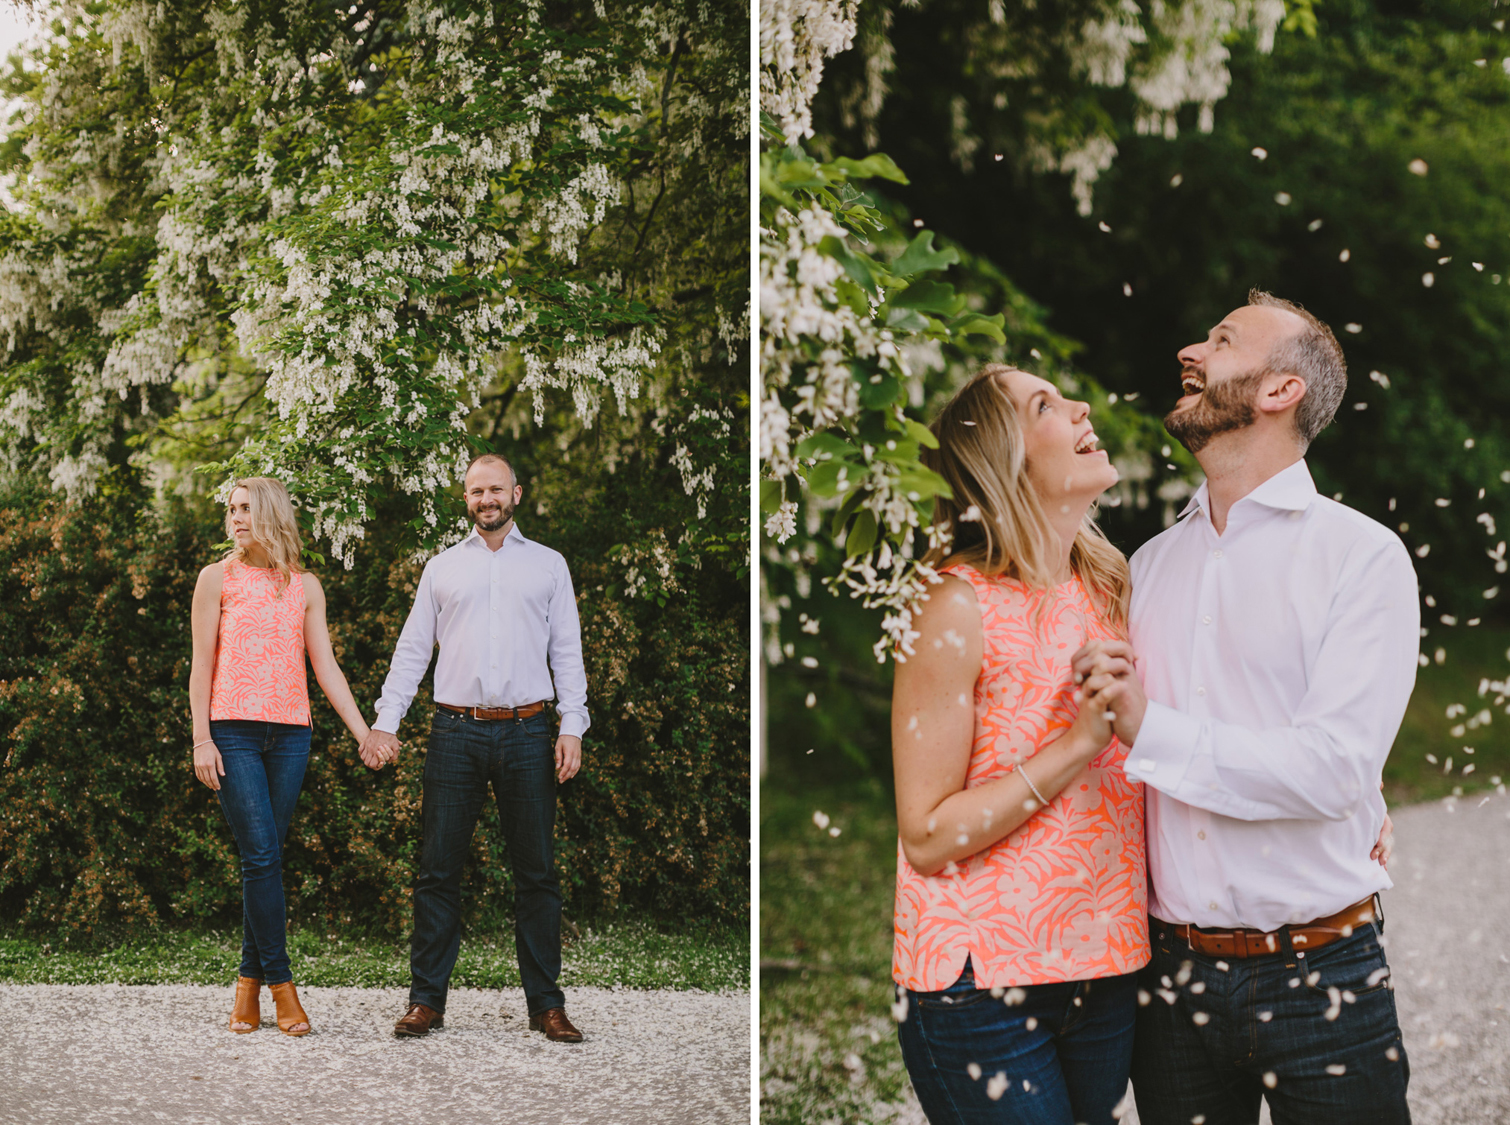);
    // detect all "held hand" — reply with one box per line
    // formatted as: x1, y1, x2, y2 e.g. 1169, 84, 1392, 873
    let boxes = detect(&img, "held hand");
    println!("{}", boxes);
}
1071, 639, 1137, 687
1371, 811, 1395, 869
1091, 674, 1148, 748
193, 741, 224, 791
555, 735, 582, 783
360, 729, 401, 771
